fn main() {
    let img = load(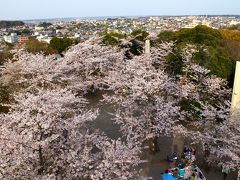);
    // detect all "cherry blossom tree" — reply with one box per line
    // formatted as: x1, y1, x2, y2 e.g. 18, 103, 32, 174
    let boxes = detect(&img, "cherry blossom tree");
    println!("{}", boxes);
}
0, 87, 143, 179
103, 42, 239, 174
0, 88, 93, 178
0, 43, 143, 179
174, 45, 239, 174
102, 43, 183, 152
0, 50, 60, 91
1, 42, 125, 95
